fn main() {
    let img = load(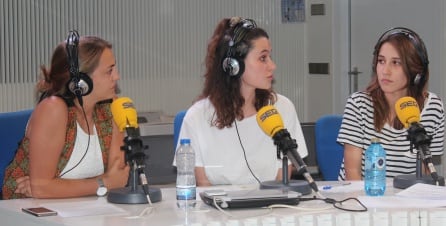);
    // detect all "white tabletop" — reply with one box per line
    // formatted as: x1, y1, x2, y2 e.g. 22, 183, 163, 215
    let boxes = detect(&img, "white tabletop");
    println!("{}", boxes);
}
1, 181, 445, 226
